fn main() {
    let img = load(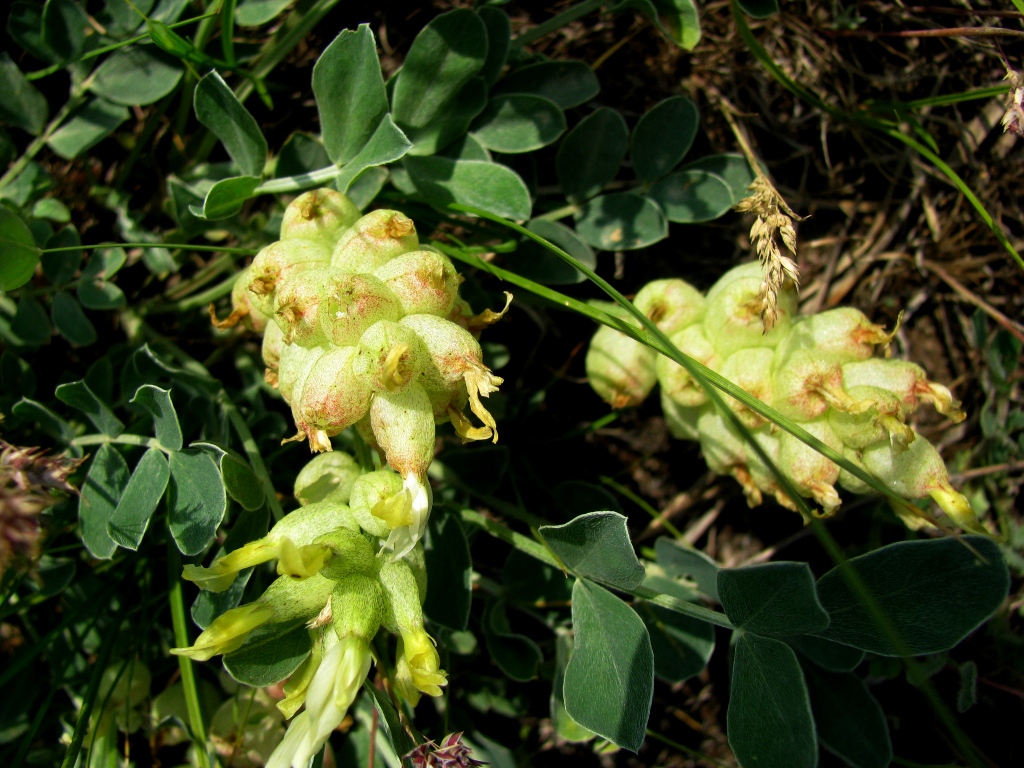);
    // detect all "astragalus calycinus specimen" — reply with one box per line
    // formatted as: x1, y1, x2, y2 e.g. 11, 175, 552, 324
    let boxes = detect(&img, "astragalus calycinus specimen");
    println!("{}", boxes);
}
586, 263, 986, 534
193, 189, 509, 766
